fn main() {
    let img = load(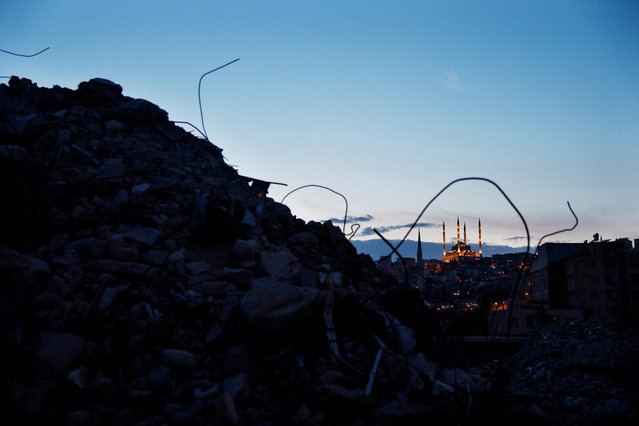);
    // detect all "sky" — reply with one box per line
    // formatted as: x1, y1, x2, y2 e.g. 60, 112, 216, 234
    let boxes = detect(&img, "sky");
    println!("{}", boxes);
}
2, 1, 638, 250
